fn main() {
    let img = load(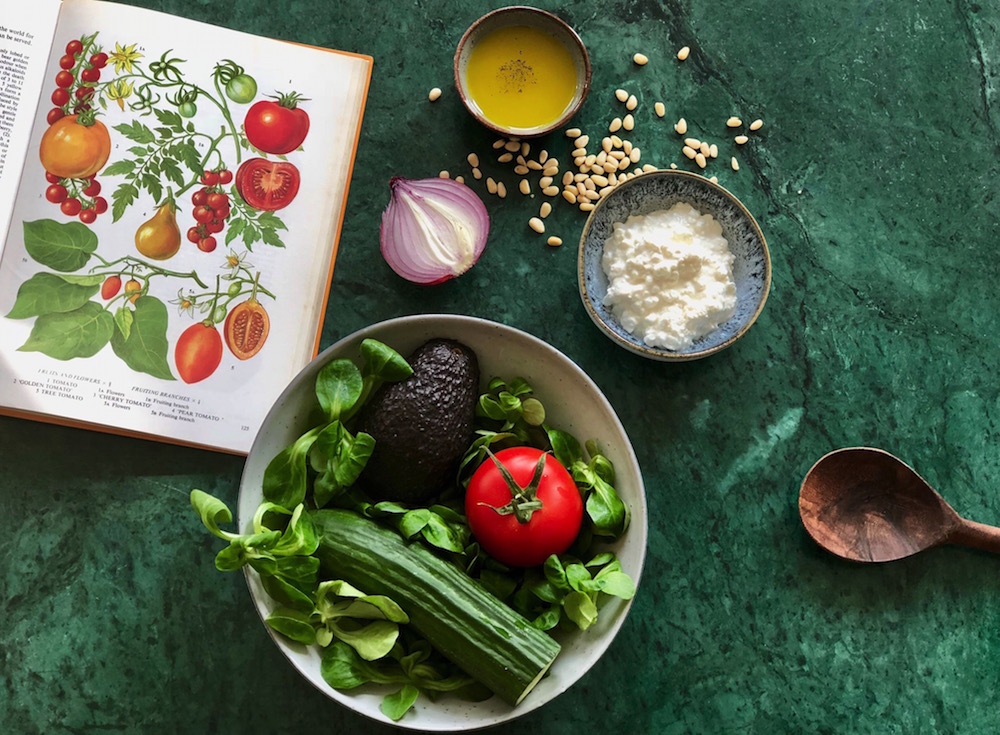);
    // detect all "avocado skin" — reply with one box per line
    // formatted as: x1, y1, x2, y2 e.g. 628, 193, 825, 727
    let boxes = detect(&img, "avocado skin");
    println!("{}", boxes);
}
356, 339, 479, 504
